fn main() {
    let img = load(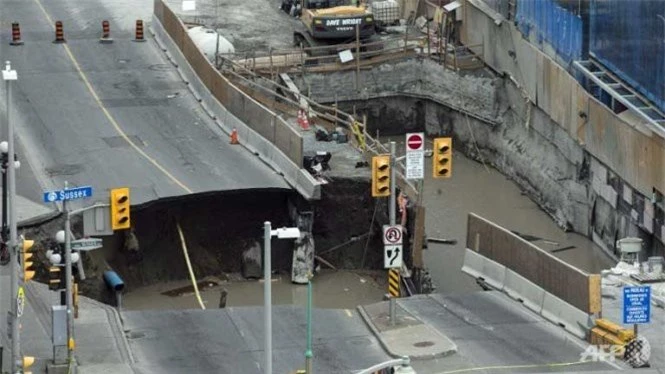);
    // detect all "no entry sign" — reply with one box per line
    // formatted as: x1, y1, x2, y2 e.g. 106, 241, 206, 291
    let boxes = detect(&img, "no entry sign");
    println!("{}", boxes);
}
405, 132, 424, 179
407, 133, 424, 151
